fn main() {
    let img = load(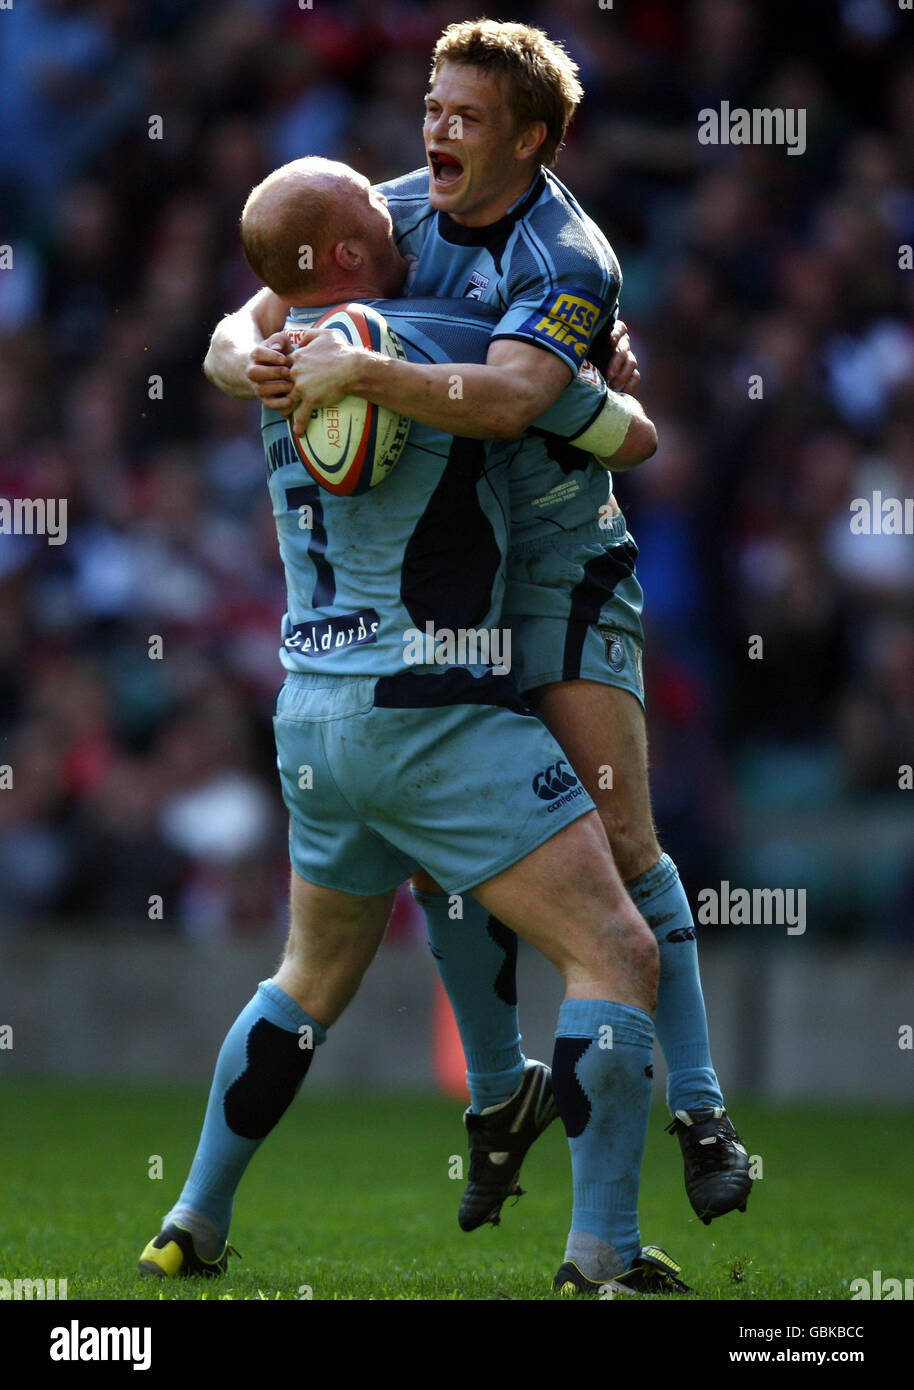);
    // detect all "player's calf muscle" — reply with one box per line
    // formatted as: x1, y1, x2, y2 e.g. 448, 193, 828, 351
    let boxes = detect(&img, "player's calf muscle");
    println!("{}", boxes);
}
273, 875, 393, 1024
